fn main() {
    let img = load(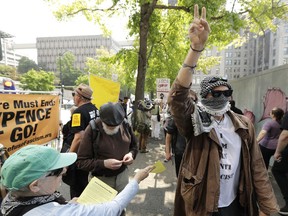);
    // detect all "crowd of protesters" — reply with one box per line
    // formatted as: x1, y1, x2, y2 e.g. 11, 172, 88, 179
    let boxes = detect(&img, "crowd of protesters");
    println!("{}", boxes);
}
1, 4, 288, 216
